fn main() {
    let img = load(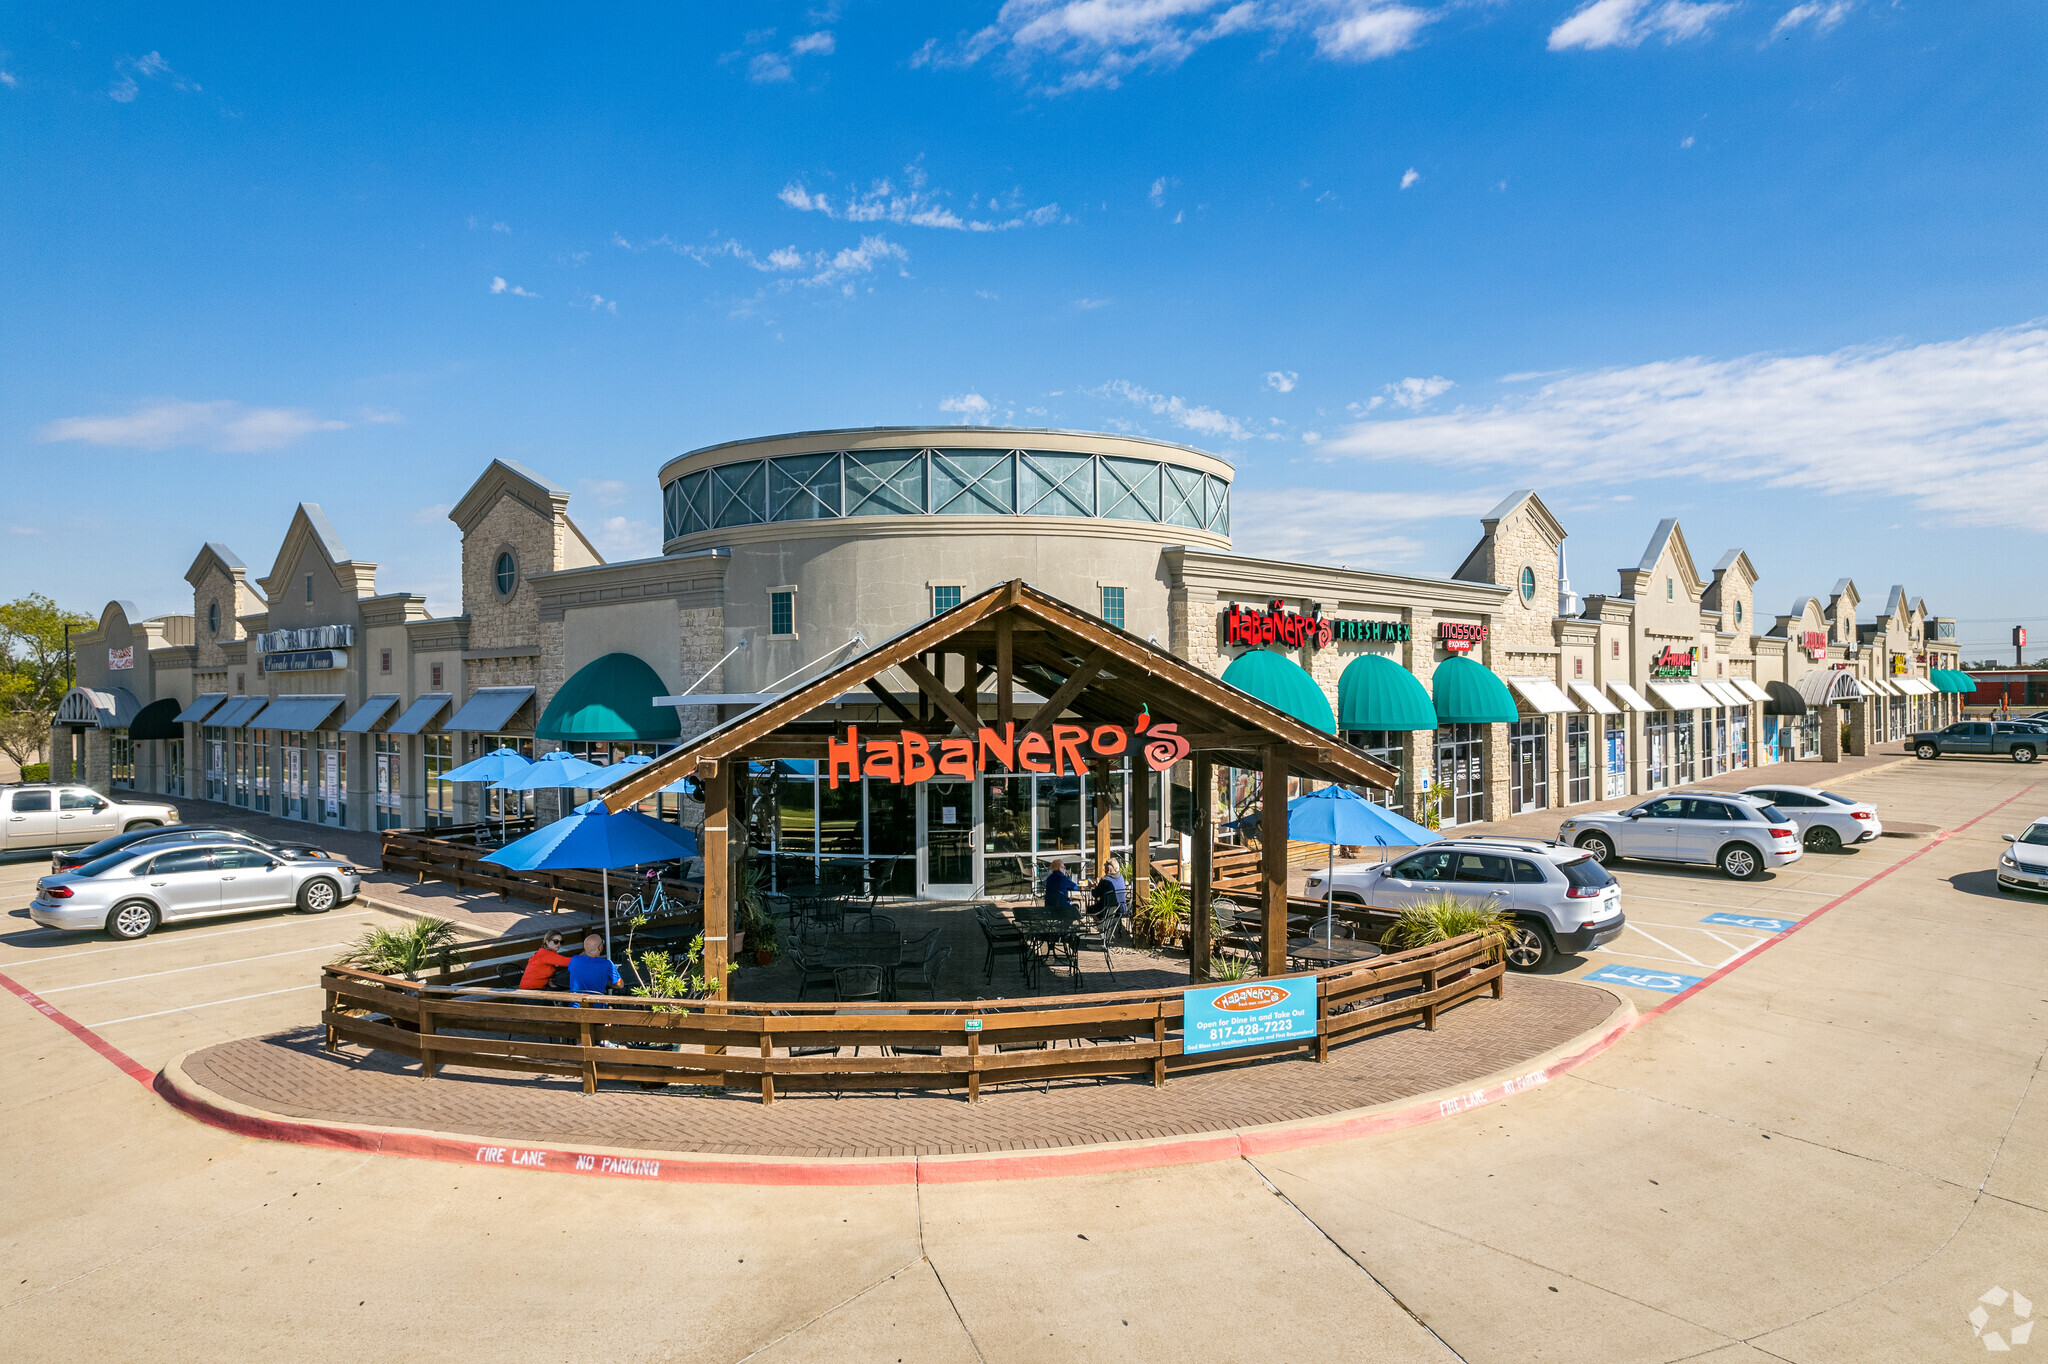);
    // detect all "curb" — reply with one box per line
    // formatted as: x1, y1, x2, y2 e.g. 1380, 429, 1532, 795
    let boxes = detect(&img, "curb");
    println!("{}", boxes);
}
151, 987, 1635, 1187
